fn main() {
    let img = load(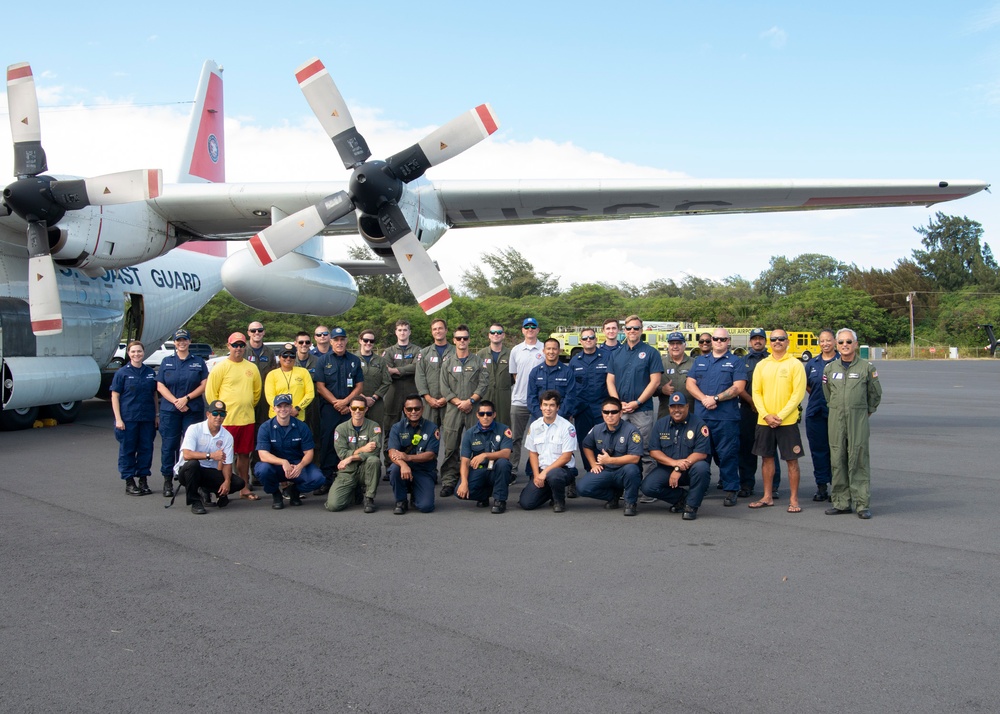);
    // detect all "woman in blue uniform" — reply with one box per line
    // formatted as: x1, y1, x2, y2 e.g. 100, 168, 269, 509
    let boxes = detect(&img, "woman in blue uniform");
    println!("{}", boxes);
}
111, 341, 159, 496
